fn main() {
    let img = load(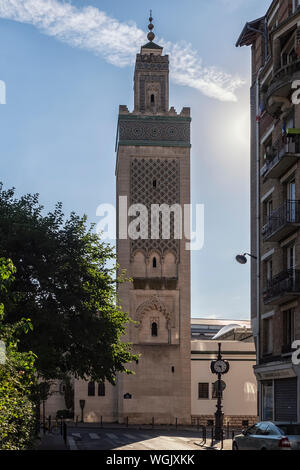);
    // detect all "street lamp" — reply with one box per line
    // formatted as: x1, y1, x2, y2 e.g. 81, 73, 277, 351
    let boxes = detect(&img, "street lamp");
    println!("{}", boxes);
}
235, 253, 257, 265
